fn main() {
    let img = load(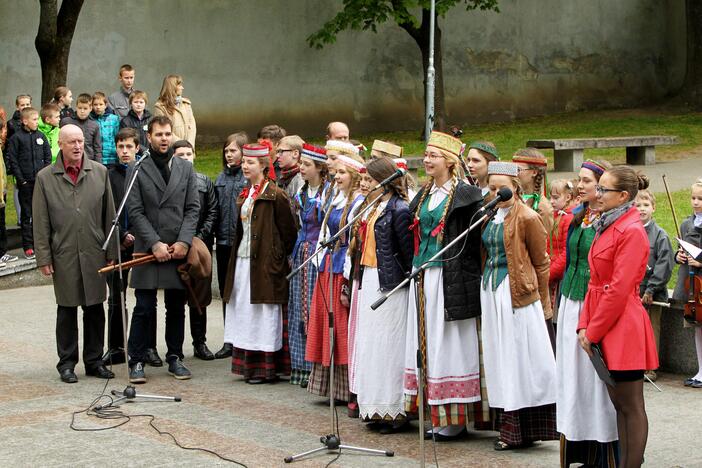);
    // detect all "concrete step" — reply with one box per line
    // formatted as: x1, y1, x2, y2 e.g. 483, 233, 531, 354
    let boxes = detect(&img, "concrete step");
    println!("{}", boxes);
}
0, 248, 51, 290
